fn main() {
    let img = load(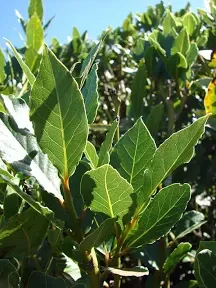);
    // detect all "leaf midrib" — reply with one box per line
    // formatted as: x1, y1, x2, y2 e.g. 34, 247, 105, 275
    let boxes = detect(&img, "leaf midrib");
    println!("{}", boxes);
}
105, 166, 114, 218
48, 54, 68, 178
129, 122, 140, 184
